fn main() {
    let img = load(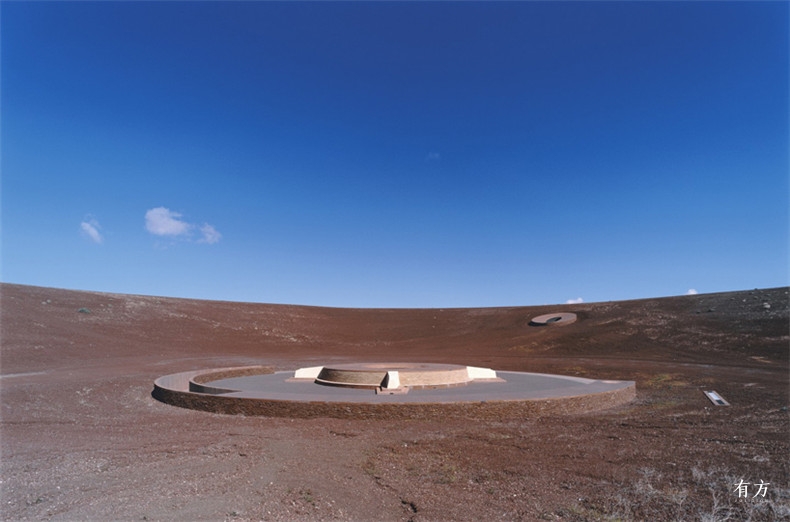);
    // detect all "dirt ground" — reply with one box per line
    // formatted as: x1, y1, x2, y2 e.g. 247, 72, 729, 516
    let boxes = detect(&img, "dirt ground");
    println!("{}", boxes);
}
1, 283, 788, 521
